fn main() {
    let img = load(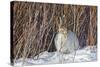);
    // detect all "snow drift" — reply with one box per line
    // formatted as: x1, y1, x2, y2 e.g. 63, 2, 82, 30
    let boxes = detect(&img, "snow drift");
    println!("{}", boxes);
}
14, 46, 97, 66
